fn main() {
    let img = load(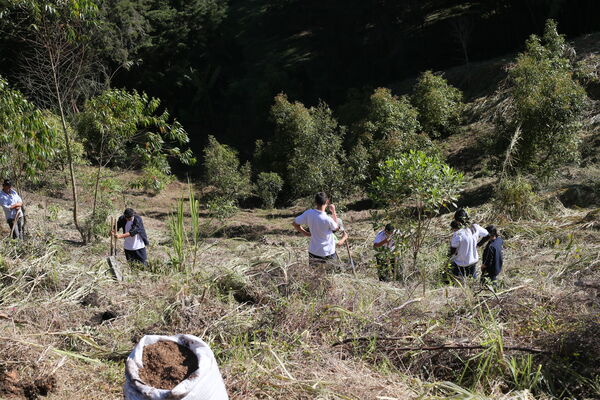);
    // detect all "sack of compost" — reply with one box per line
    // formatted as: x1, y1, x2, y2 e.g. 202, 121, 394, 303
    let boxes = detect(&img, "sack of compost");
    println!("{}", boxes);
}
124, 334, 228, 400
